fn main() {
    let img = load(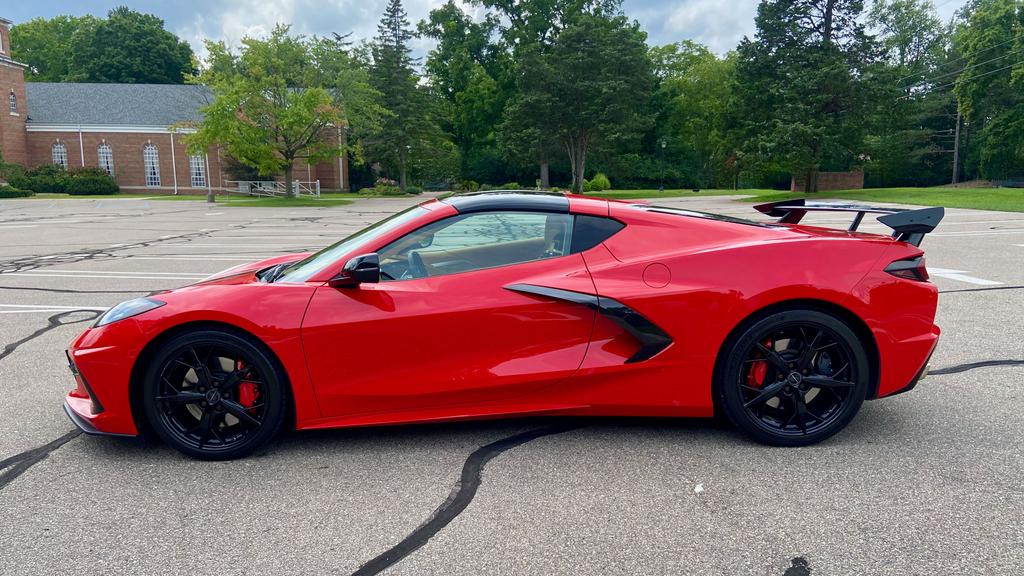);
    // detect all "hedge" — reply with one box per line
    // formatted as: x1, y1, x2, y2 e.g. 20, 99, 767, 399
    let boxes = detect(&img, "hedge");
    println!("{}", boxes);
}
0, 184, 33, 198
